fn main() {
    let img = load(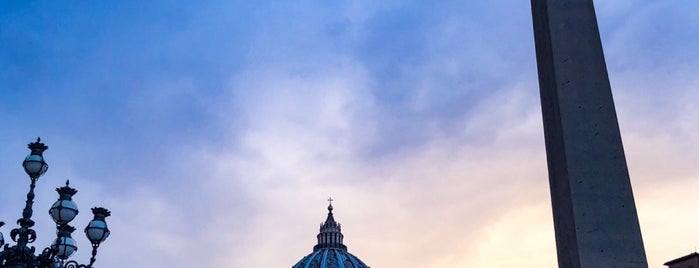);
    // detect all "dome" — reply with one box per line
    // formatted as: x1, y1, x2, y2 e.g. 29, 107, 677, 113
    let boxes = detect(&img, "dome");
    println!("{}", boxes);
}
293, 248, 369, 268
293, 201, 370, 268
